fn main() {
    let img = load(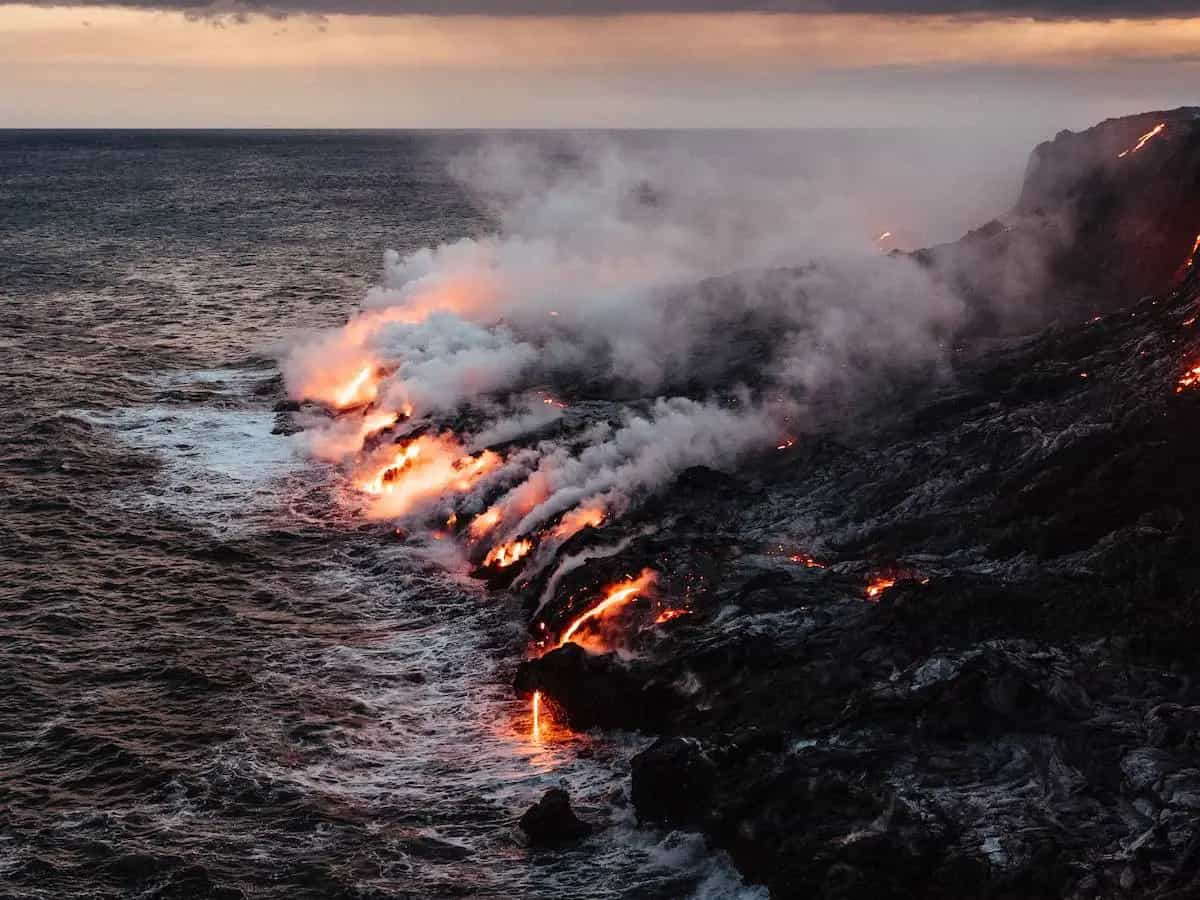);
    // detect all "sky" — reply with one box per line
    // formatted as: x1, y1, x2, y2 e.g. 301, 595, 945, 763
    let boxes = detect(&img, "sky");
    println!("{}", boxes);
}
1, 1, 1198, 128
